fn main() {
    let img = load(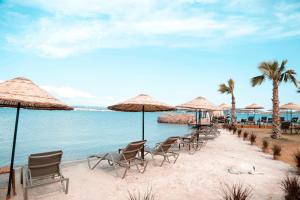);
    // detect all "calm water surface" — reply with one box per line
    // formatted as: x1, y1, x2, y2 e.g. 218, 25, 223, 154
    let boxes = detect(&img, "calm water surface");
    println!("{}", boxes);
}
0, 108, 299, 166
0, 108, 189, 166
